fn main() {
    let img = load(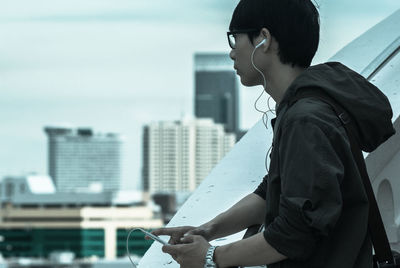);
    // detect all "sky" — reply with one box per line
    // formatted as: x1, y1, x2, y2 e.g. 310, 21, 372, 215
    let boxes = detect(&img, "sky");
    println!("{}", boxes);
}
0, 0, 399, 190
